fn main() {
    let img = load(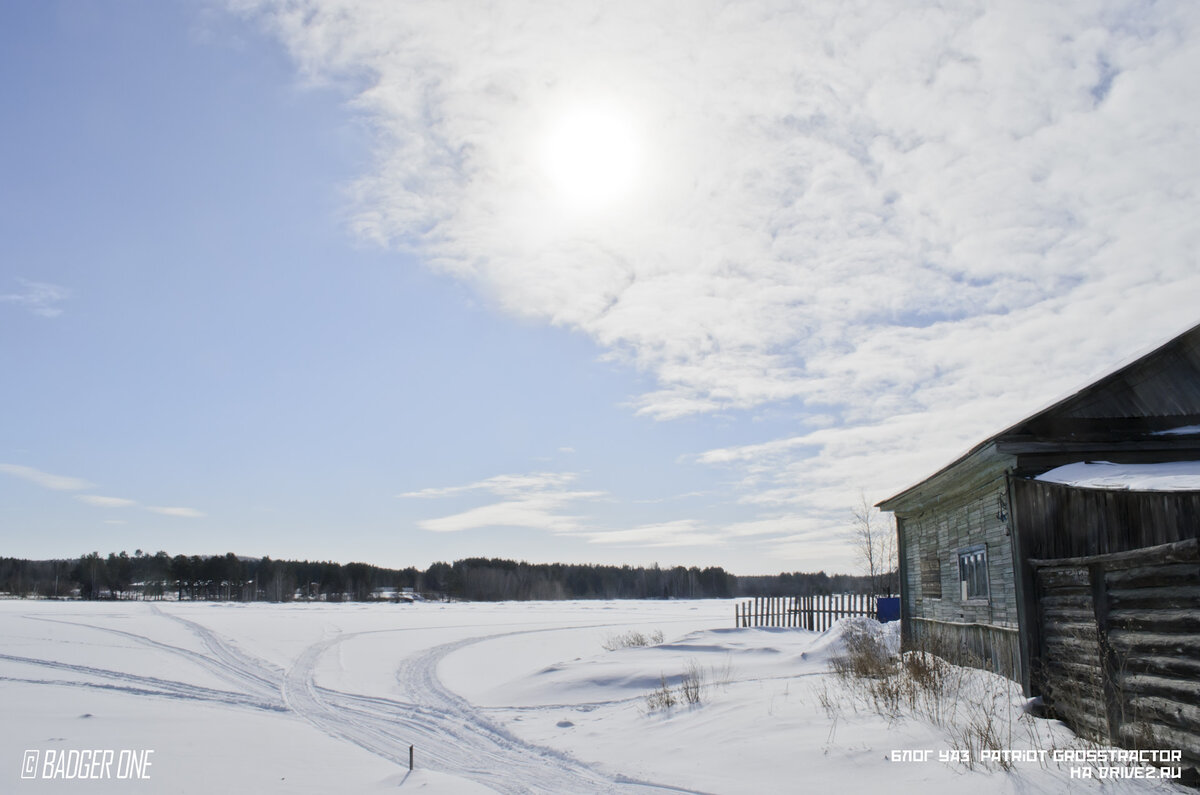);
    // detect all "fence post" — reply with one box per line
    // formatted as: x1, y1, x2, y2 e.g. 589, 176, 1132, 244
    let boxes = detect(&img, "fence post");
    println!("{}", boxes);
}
409, 745, 414, 771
